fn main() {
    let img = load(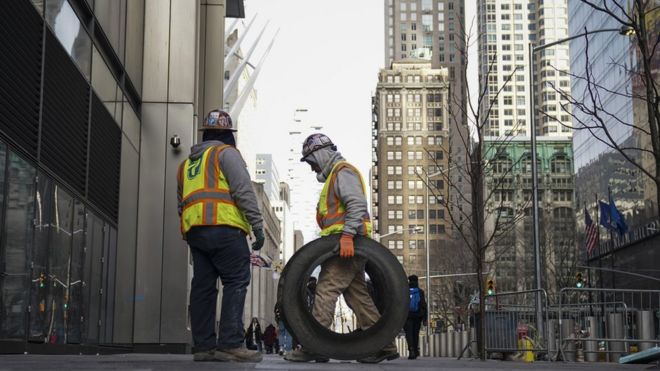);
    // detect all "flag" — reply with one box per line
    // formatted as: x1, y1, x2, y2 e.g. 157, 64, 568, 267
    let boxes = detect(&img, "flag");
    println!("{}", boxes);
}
584, 207, 598, 254
598, 201, 614, 230
609, 193, 629, 236
250, 253, 272, 268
